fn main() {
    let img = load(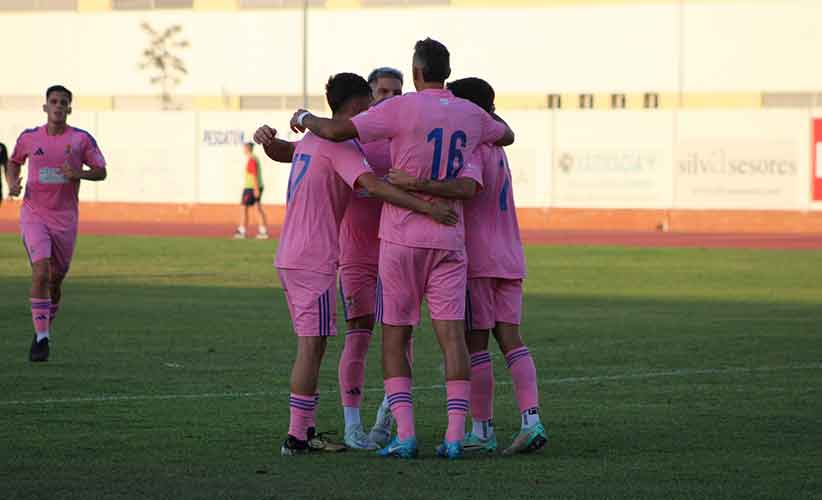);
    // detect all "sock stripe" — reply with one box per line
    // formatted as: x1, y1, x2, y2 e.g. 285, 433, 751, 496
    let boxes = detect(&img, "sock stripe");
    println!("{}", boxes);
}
471, 352, 492, 366
505, 347, 530, 368
388, 400, 413, 409
387, 394, 412, 402
289, 395, 317, 408
346, 328, 372, 336
289, 395, 316, 403
289, 400, 317, 411
387, 392, 412, 407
